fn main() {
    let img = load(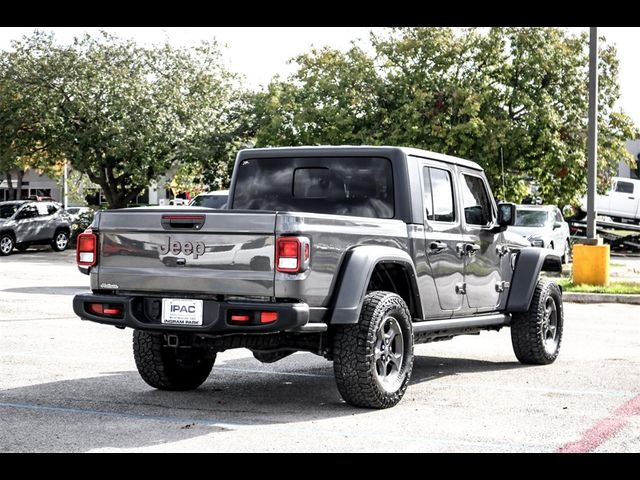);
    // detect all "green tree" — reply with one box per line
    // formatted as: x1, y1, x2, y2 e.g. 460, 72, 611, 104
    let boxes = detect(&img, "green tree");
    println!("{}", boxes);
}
253, 27, 639, 207
253, 46, 383, 147
0, 31, 244, 208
